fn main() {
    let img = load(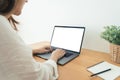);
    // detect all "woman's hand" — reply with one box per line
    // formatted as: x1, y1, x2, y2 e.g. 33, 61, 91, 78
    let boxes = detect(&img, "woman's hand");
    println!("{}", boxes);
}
50, 49, 66, 62
30, 41, 51, 54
